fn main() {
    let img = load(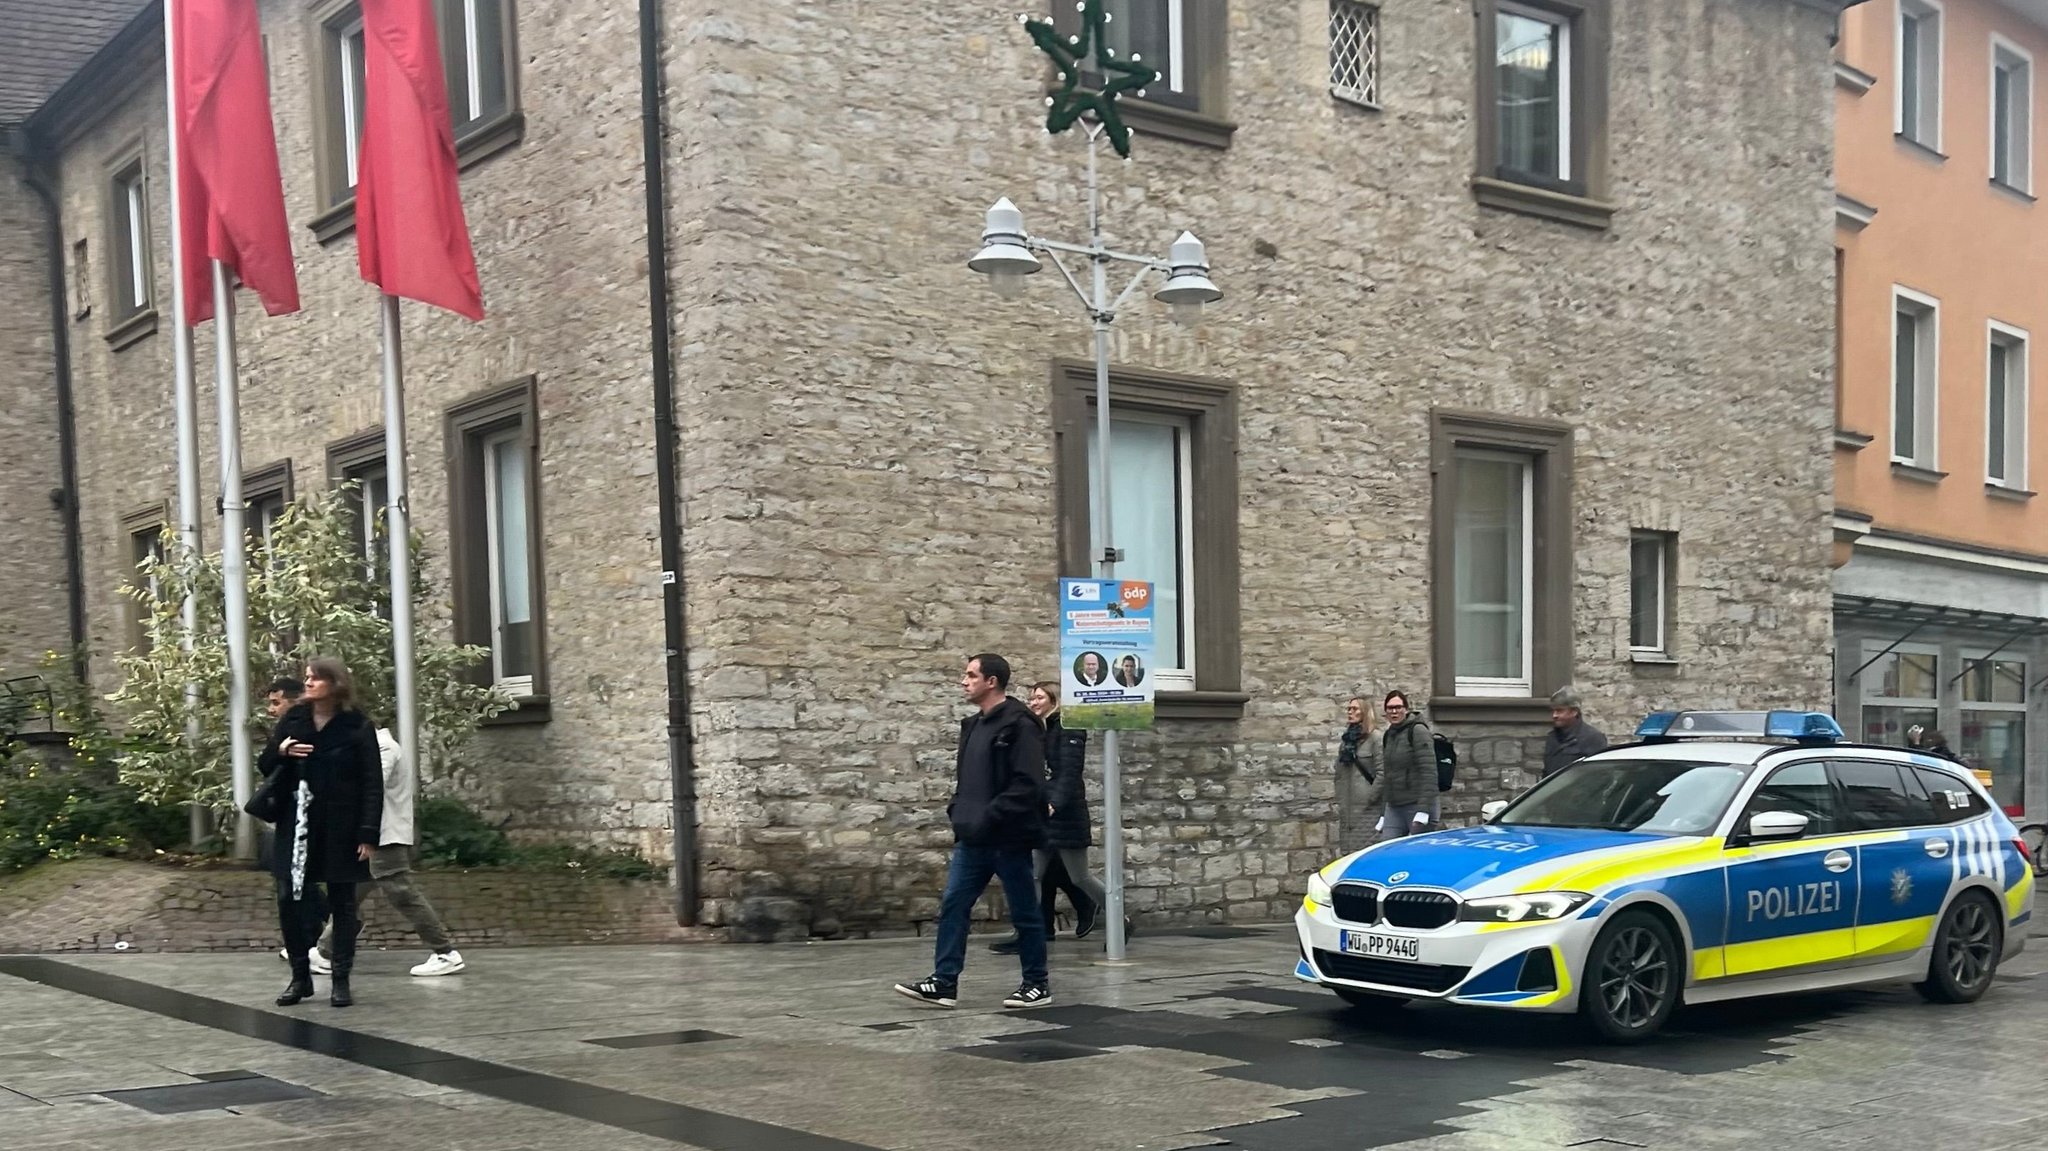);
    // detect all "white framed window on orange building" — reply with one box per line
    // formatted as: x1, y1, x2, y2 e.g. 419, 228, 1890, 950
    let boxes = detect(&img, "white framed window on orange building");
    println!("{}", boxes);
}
1896, 0, 1944, 151
1991, 34, 2033, 195
1891, 286, 1941, 472
1987, 321, 2029, 492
